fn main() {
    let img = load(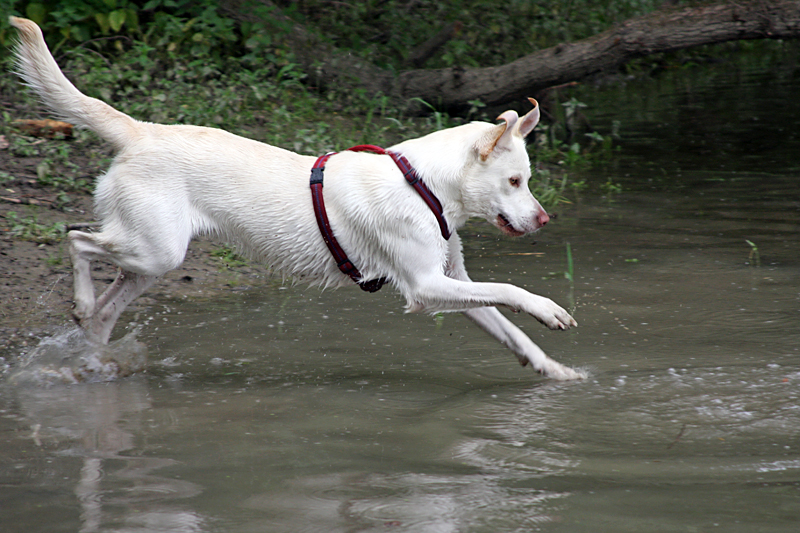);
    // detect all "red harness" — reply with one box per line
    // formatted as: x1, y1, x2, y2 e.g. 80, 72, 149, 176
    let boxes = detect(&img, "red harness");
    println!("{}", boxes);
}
309, 144, 451, 292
